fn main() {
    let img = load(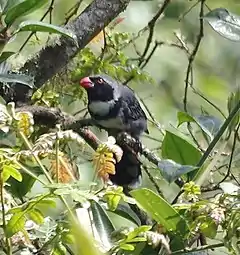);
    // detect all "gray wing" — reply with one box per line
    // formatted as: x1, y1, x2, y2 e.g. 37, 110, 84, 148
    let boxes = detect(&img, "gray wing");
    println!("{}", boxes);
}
120, 85, 148, 137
